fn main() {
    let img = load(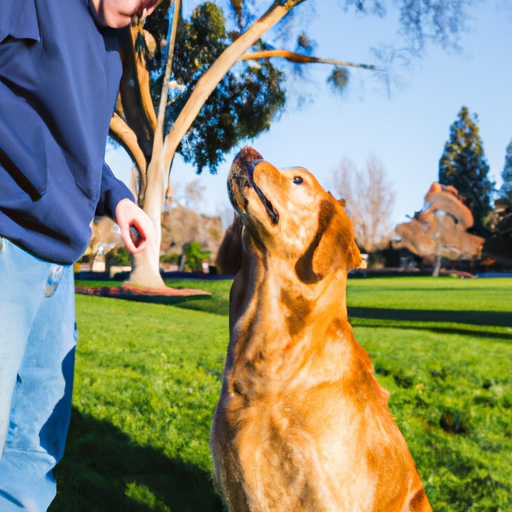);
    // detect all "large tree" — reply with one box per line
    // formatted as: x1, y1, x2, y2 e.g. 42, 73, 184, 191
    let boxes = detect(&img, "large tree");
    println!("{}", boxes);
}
110, 0, 377, 287
111, 0, 479, 288
438, 106, 494, 232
